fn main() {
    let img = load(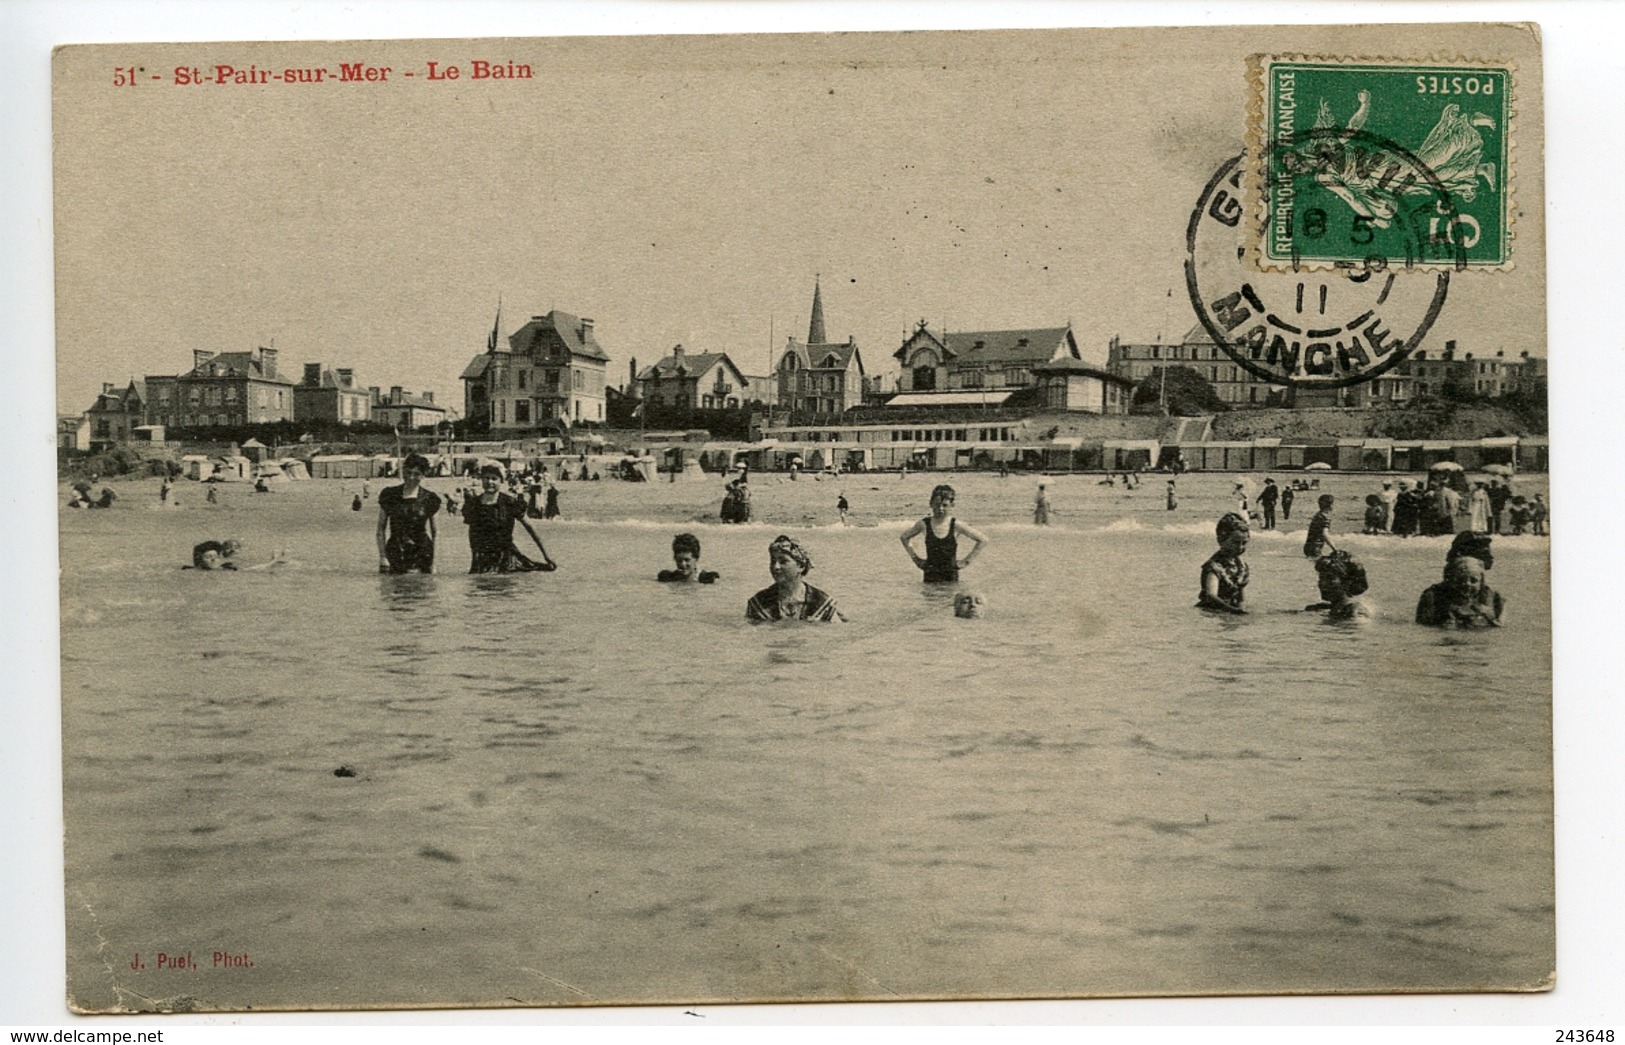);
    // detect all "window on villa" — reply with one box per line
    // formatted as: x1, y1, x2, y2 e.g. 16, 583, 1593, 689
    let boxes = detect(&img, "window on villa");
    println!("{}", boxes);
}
515, 400, 530, 424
